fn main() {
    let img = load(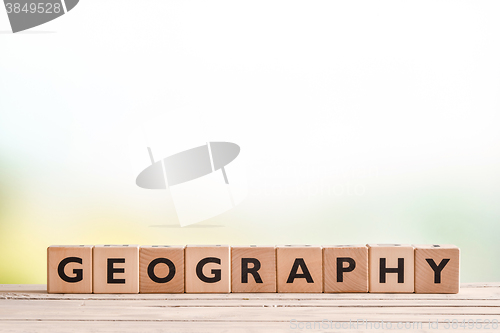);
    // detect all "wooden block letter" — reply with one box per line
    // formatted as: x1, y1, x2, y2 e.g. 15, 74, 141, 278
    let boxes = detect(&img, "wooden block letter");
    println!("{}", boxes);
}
414, 244, 460, 294
93, 245, 139, 294
323, 245, 368, 293
47, 245, 93, 294
231, 246, 276, 293
368, 244, 414, 293
276, 245, 322, 293
139, 245, 185, 293
185, 245, 230, 293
